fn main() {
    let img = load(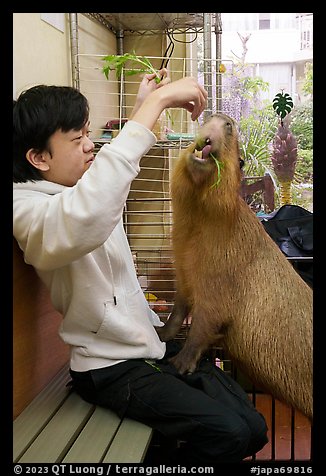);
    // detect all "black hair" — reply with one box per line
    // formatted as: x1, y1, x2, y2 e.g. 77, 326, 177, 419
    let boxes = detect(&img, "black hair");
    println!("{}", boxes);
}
13, 85, 89, 183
